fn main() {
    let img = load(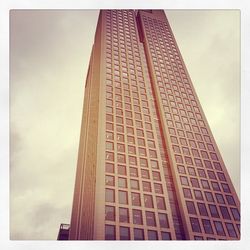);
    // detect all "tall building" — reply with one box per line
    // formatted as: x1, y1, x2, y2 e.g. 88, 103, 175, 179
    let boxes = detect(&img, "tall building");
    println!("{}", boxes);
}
68, 10, 240, 240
